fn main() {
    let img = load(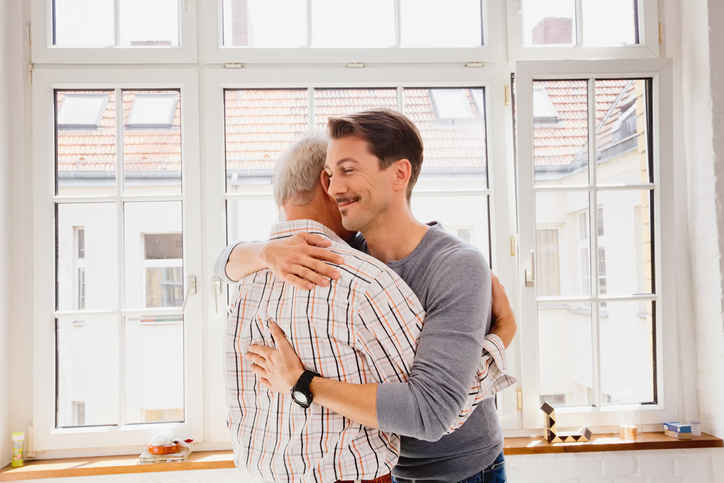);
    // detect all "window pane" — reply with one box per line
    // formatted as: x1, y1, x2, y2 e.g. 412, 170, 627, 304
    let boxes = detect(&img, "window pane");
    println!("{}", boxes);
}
54, 0, 115, 46
311, 0, 395, 47
412, 195, 490, 262
119, 0, 179, 46
314, 89, 397, 130
522, 0, 575, 46
600, 301, 655, 404
57, 204, 118, 311
124, 202, 183, 309
56, 91, 116, 196
538, 302, 594, 407
536, 191, 590, 297
225, 89, 309, 178
227, 199, 280, 244
56, 316, 119, 427
405, 88, 487, 186
596, 80, 651, 186
582, 0, 637, 46
400, 0, 482, 47
223, 0, 307, 47
533, 80, 589, 186
125, 315, 184, 423
536, 229, 561, 296
596, 190, 653, 296
123, 91, 181, 194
